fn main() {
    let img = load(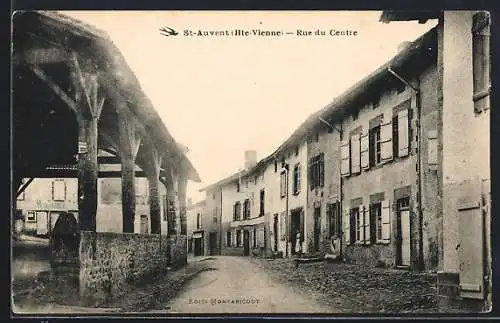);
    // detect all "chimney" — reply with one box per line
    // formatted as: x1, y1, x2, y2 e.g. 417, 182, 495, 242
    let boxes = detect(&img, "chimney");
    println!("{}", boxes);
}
397, 41, 412, 53
244, 150, 257, 169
